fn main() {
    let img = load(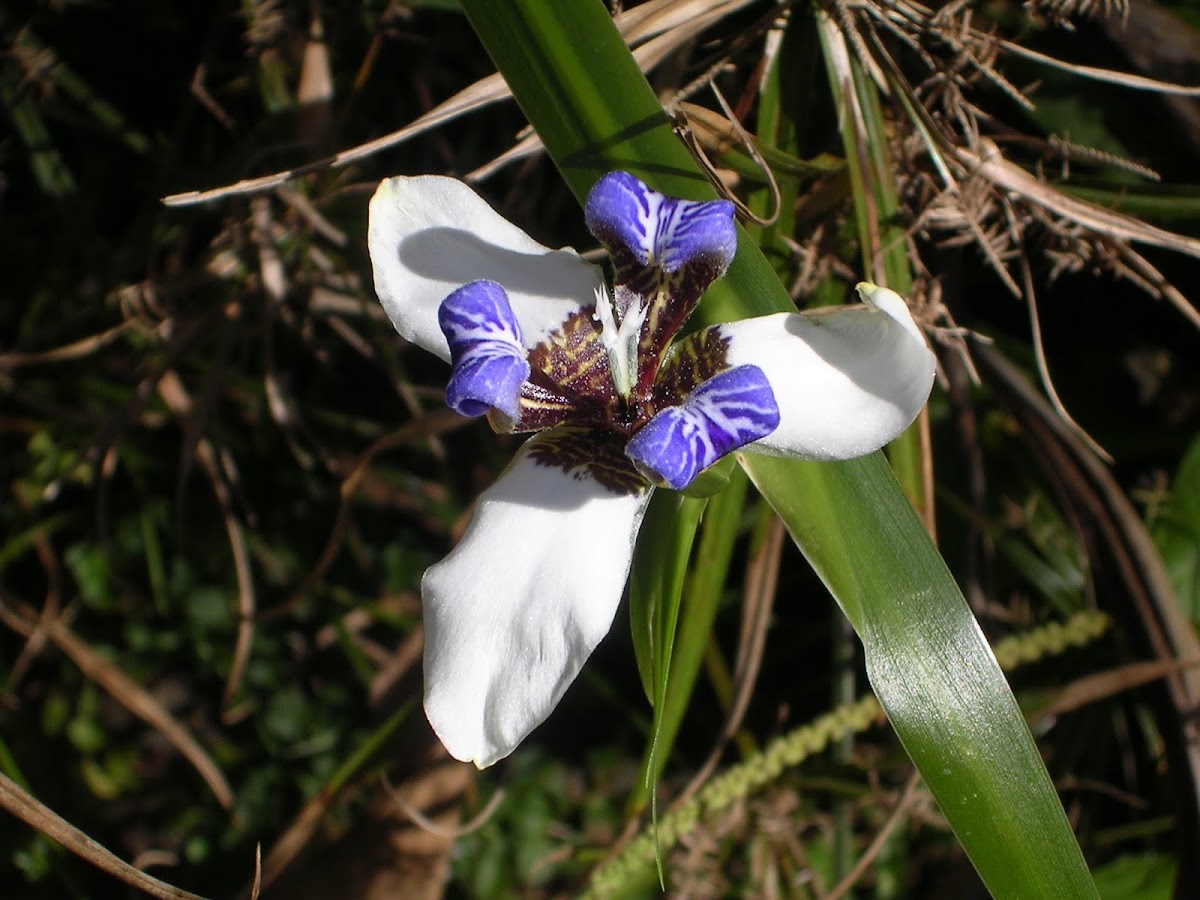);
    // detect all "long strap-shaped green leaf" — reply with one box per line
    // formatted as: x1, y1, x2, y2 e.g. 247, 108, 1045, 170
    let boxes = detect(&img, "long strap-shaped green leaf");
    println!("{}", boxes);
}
458, 2, 1097, 895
